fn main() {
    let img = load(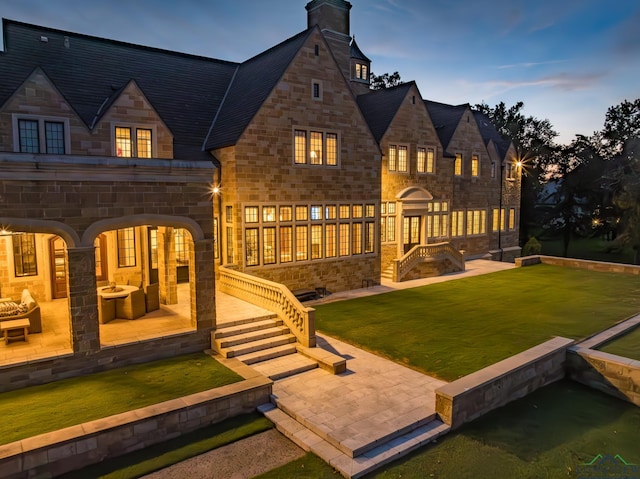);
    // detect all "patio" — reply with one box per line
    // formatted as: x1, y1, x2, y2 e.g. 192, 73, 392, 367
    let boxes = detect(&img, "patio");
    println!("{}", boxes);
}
0, 284, 272, 367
